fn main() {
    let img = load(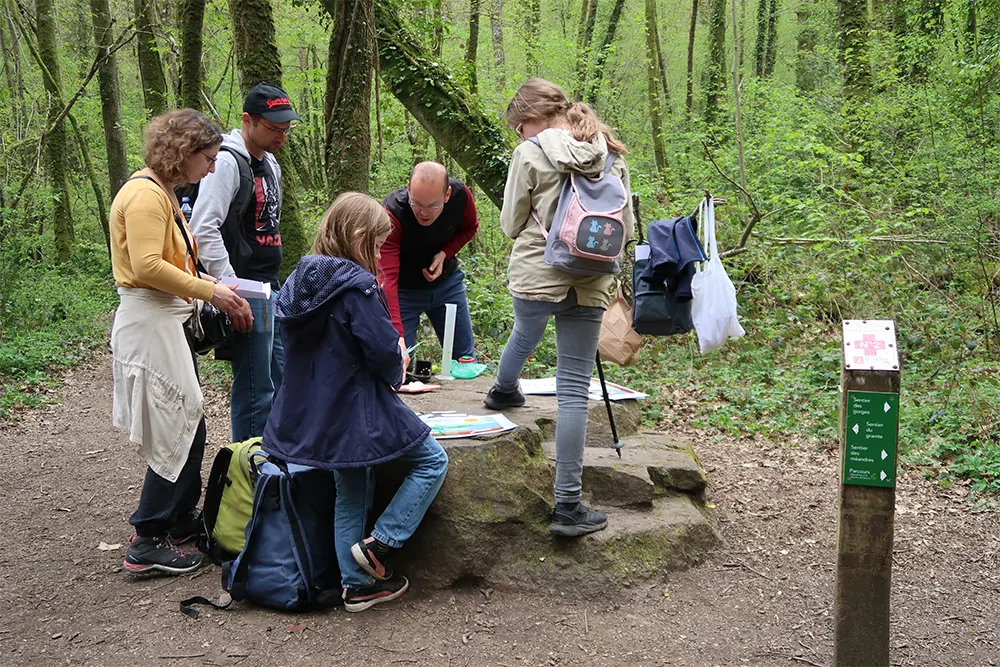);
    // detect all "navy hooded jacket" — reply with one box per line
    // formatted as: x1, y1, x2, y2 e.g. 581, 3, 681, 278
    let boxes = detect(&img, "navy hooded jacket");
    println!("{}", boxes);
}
639, 216, 706, 302
262, 255, 431, 470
